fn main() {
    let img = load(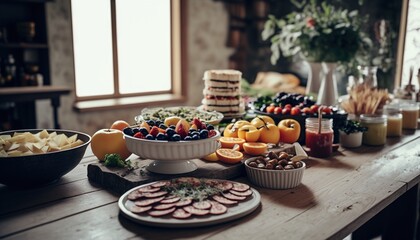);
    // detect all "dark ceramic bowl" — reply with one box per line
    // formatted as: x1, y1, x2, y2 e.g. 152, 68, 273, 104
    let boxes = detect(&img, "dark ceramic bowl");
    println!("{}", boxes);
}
0, 129, 91, 187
